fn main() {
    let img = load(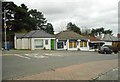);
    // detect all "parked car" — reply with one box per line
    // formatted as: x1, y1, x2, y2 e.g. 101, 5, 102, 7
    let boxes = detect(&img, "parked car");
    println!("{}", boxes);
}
109, 46, 119, 54
98, 46, 112, 54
